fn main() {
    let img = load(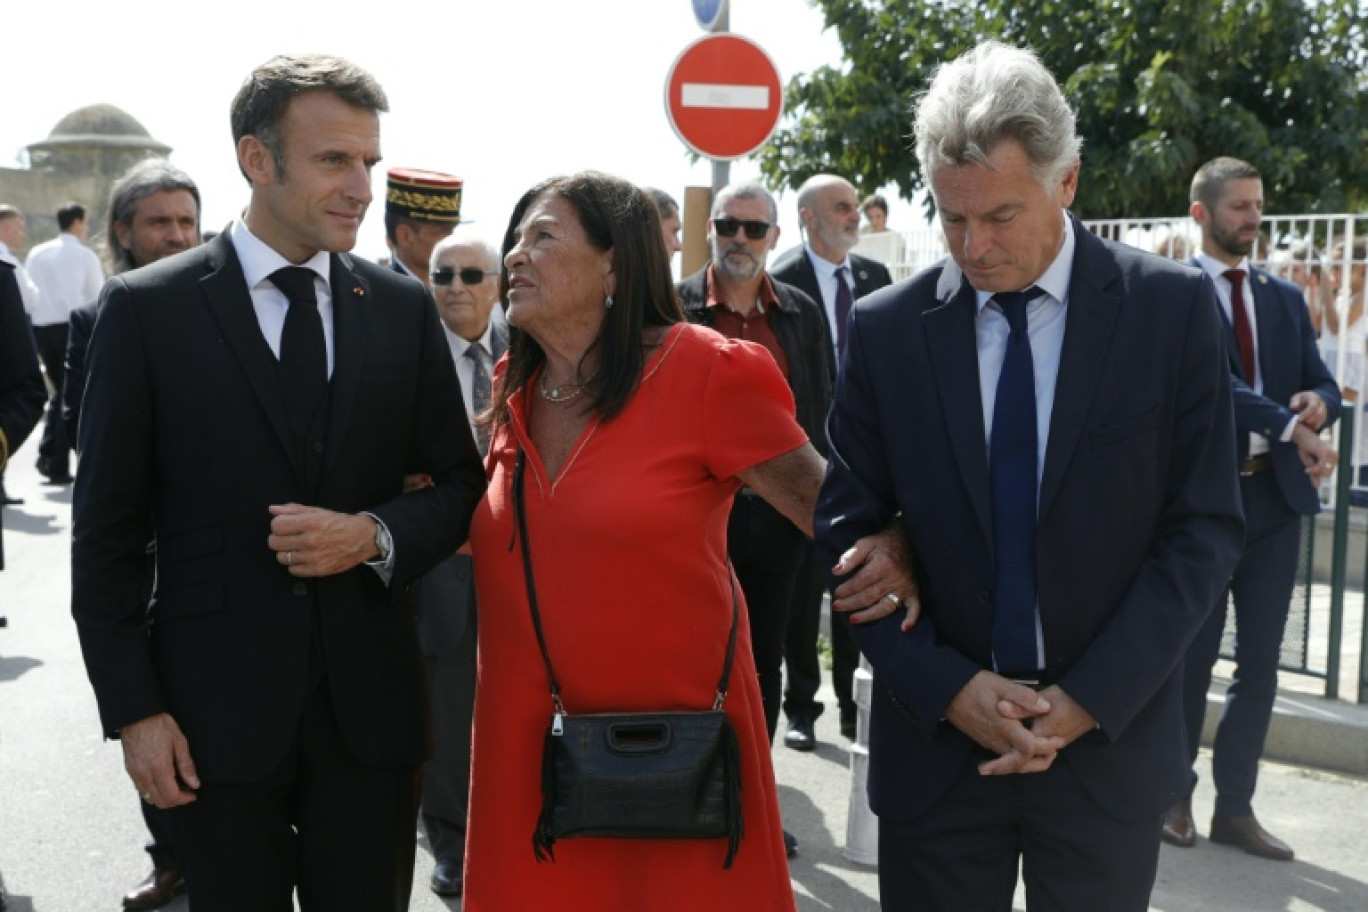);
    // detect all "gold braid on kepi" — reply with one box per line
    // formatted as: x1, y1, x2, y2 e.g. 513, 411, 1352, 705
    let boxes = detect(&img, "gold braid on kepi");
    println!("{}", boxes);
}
386, 168, 463, 224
